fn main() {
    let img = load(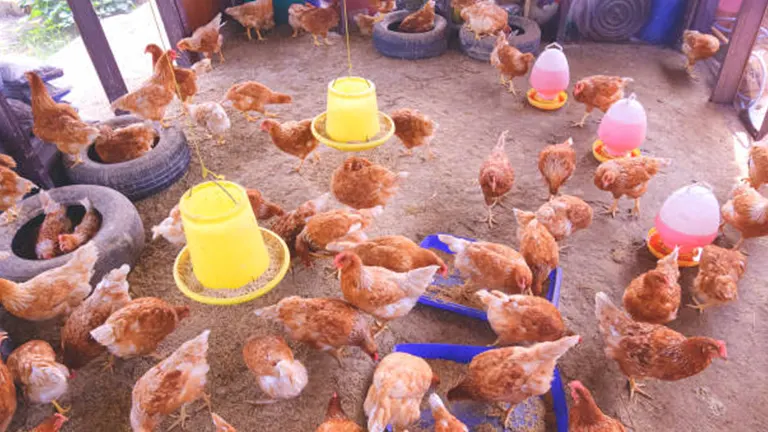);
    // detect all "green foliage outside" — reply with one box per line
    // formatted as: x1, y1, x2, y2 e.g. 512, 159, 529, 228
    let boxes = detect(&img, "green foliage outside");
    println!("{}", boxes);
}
17, 0, 137, 56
